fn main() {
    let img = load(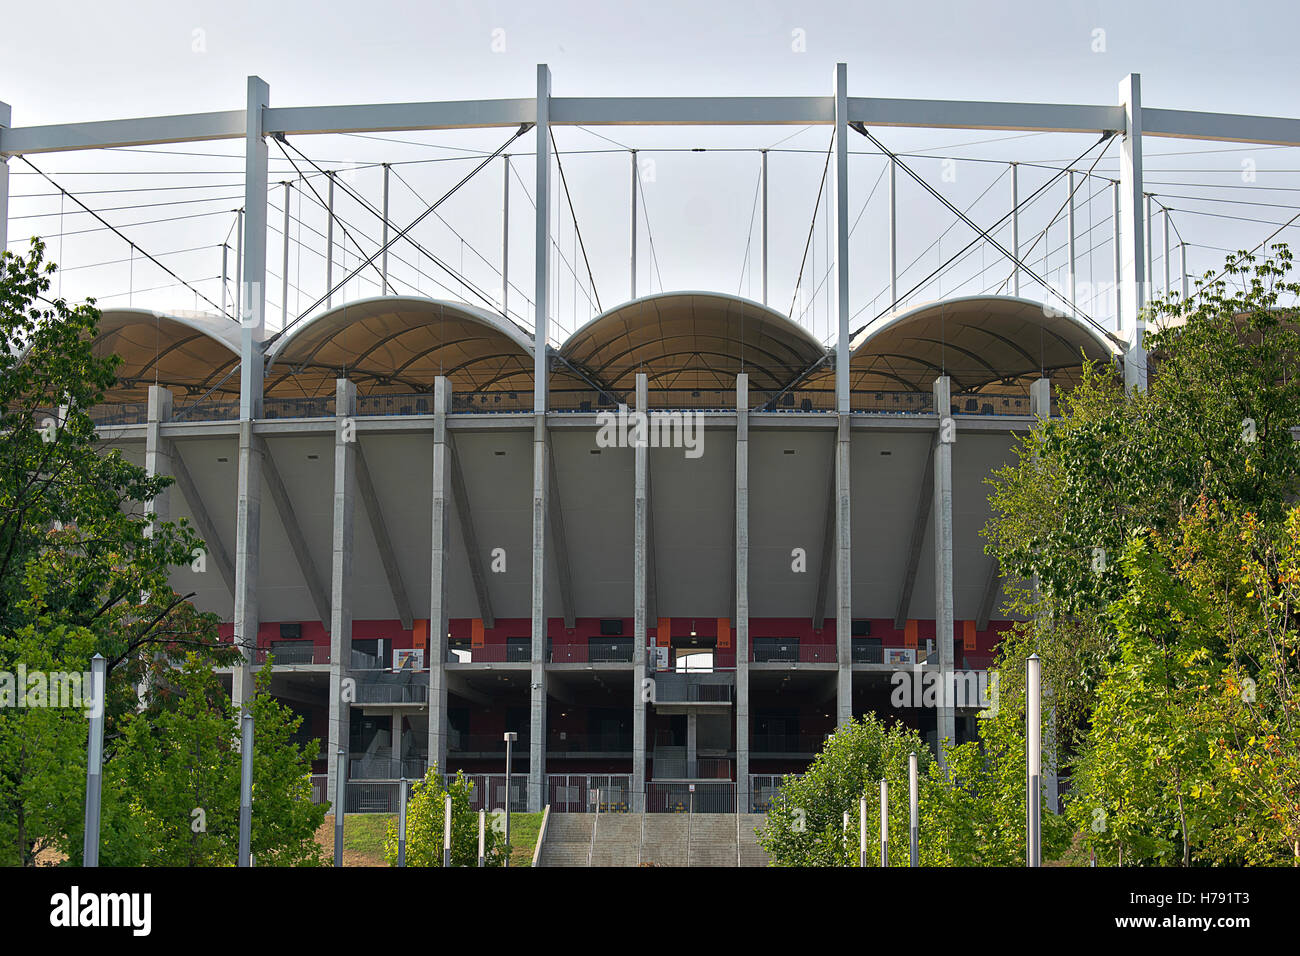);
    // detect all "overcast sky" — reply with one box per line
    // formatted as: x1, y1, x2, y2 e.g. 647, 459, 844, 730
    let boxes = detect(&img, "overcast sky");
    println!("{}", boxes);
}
4, 1, 1299, 343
